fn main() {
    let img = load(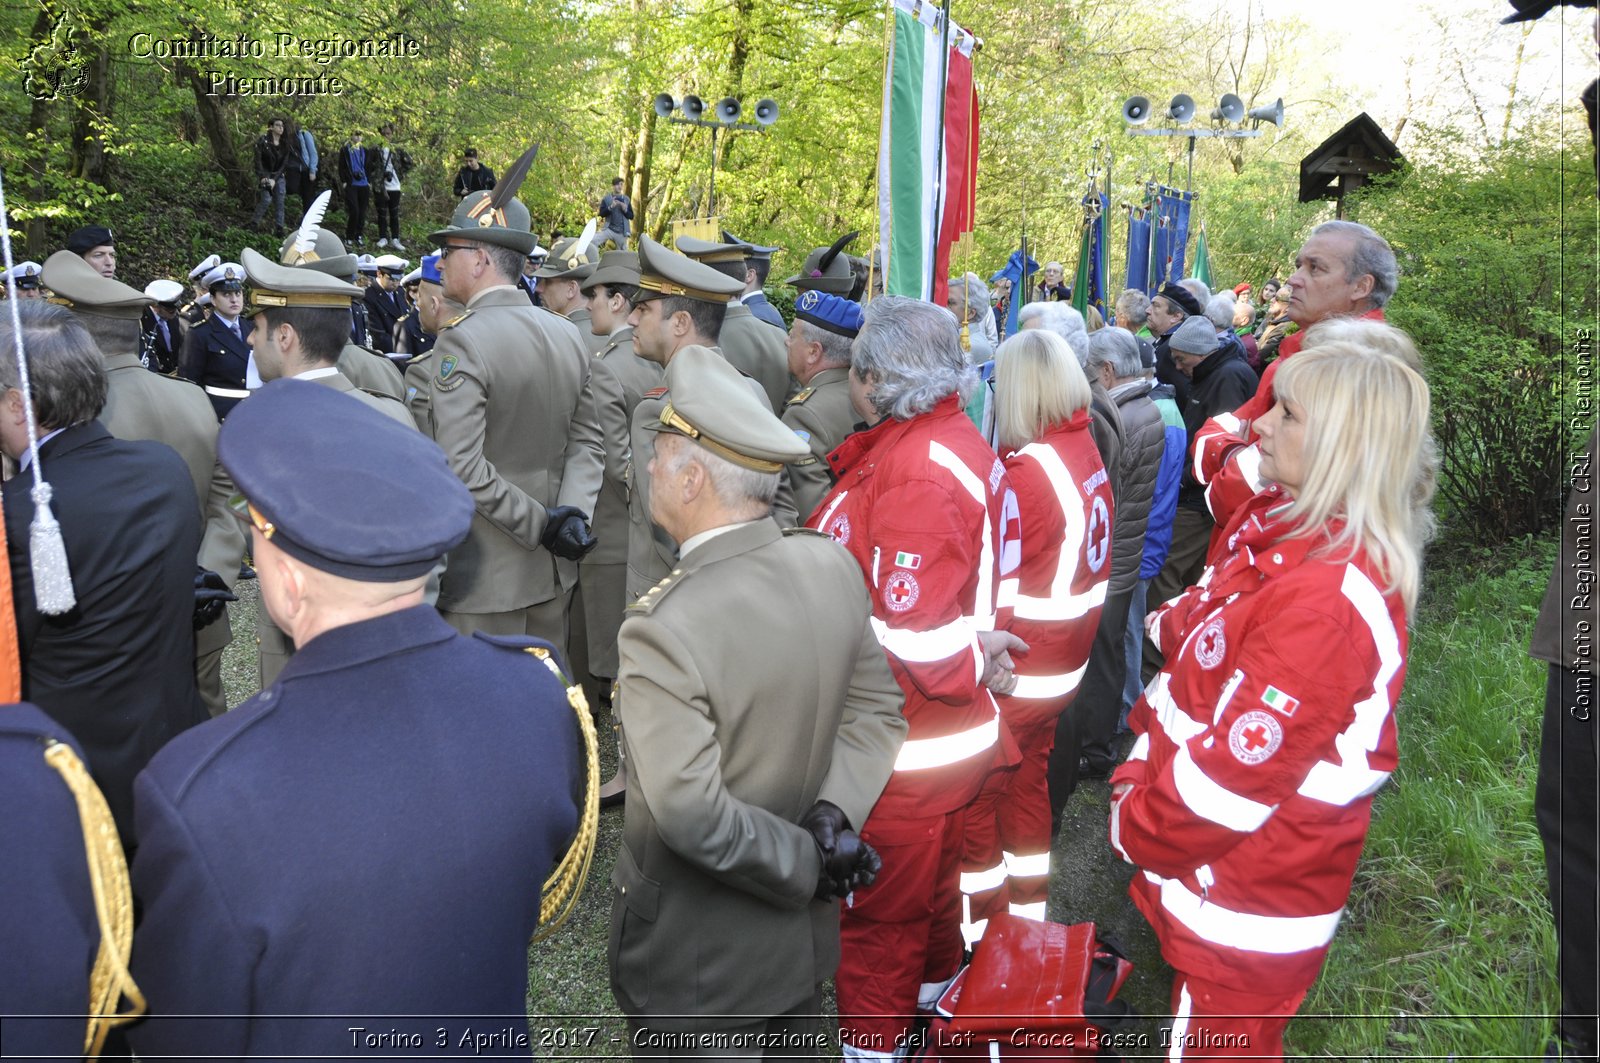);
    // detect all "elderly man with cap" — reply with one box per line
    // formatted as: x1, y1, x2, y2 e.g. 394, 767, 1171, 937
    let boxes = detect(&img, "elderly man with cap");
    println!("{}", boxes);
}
395, 254, 447, 358
724, 229, 786, 329
2, 261, 45, 300
677, 235, 791, 413
535, 234, 605, 356
65, 225, 116, 279
127, 379, 587, 1059
610, 345, 905, 1050
1146, 280, 1202, 409
1, 301, 209, 848
180, 262, 253, 420
415, 149, 605, 654
277, 211, 407, 402
41, 250, 246, 718
570, 251, 659, 729
242, 246, 416, 688
783, 289, 862, 522
140, 279, 186, 374
363, 253, 409, 354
